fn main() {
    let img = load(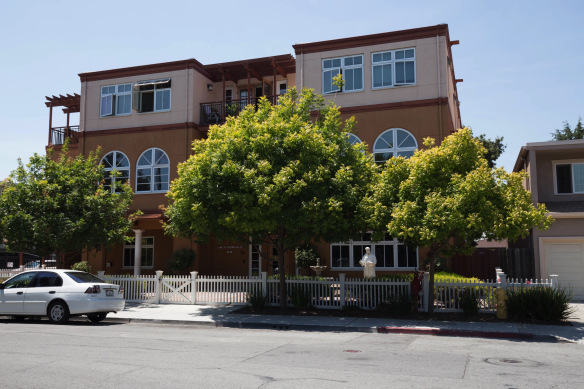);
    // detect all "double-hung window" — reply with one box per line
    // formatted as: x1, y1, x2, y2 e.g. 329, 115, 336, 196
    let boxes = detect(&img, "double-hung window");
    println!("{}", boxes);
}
134, 79, 171, 113
330, 233, 418, 270
100, 84, 132, 117
123, 237, 154, 268
322, 55, 363, 94
555, 161, 584, 194
372, 48, 416, 89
